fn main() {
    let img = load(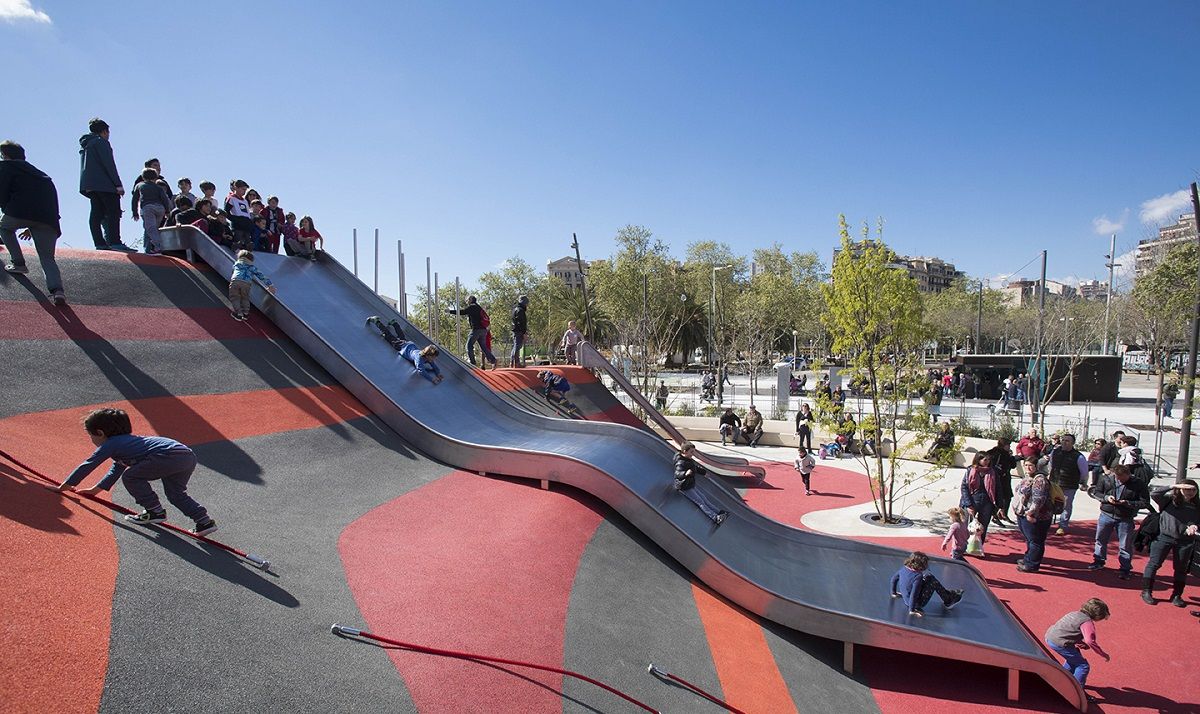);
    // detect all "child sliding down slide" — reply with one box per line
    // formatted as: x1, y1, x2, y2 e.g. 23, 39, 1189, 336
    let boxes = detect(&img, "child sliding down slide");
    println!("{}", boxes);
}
366, 316, 444, 384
